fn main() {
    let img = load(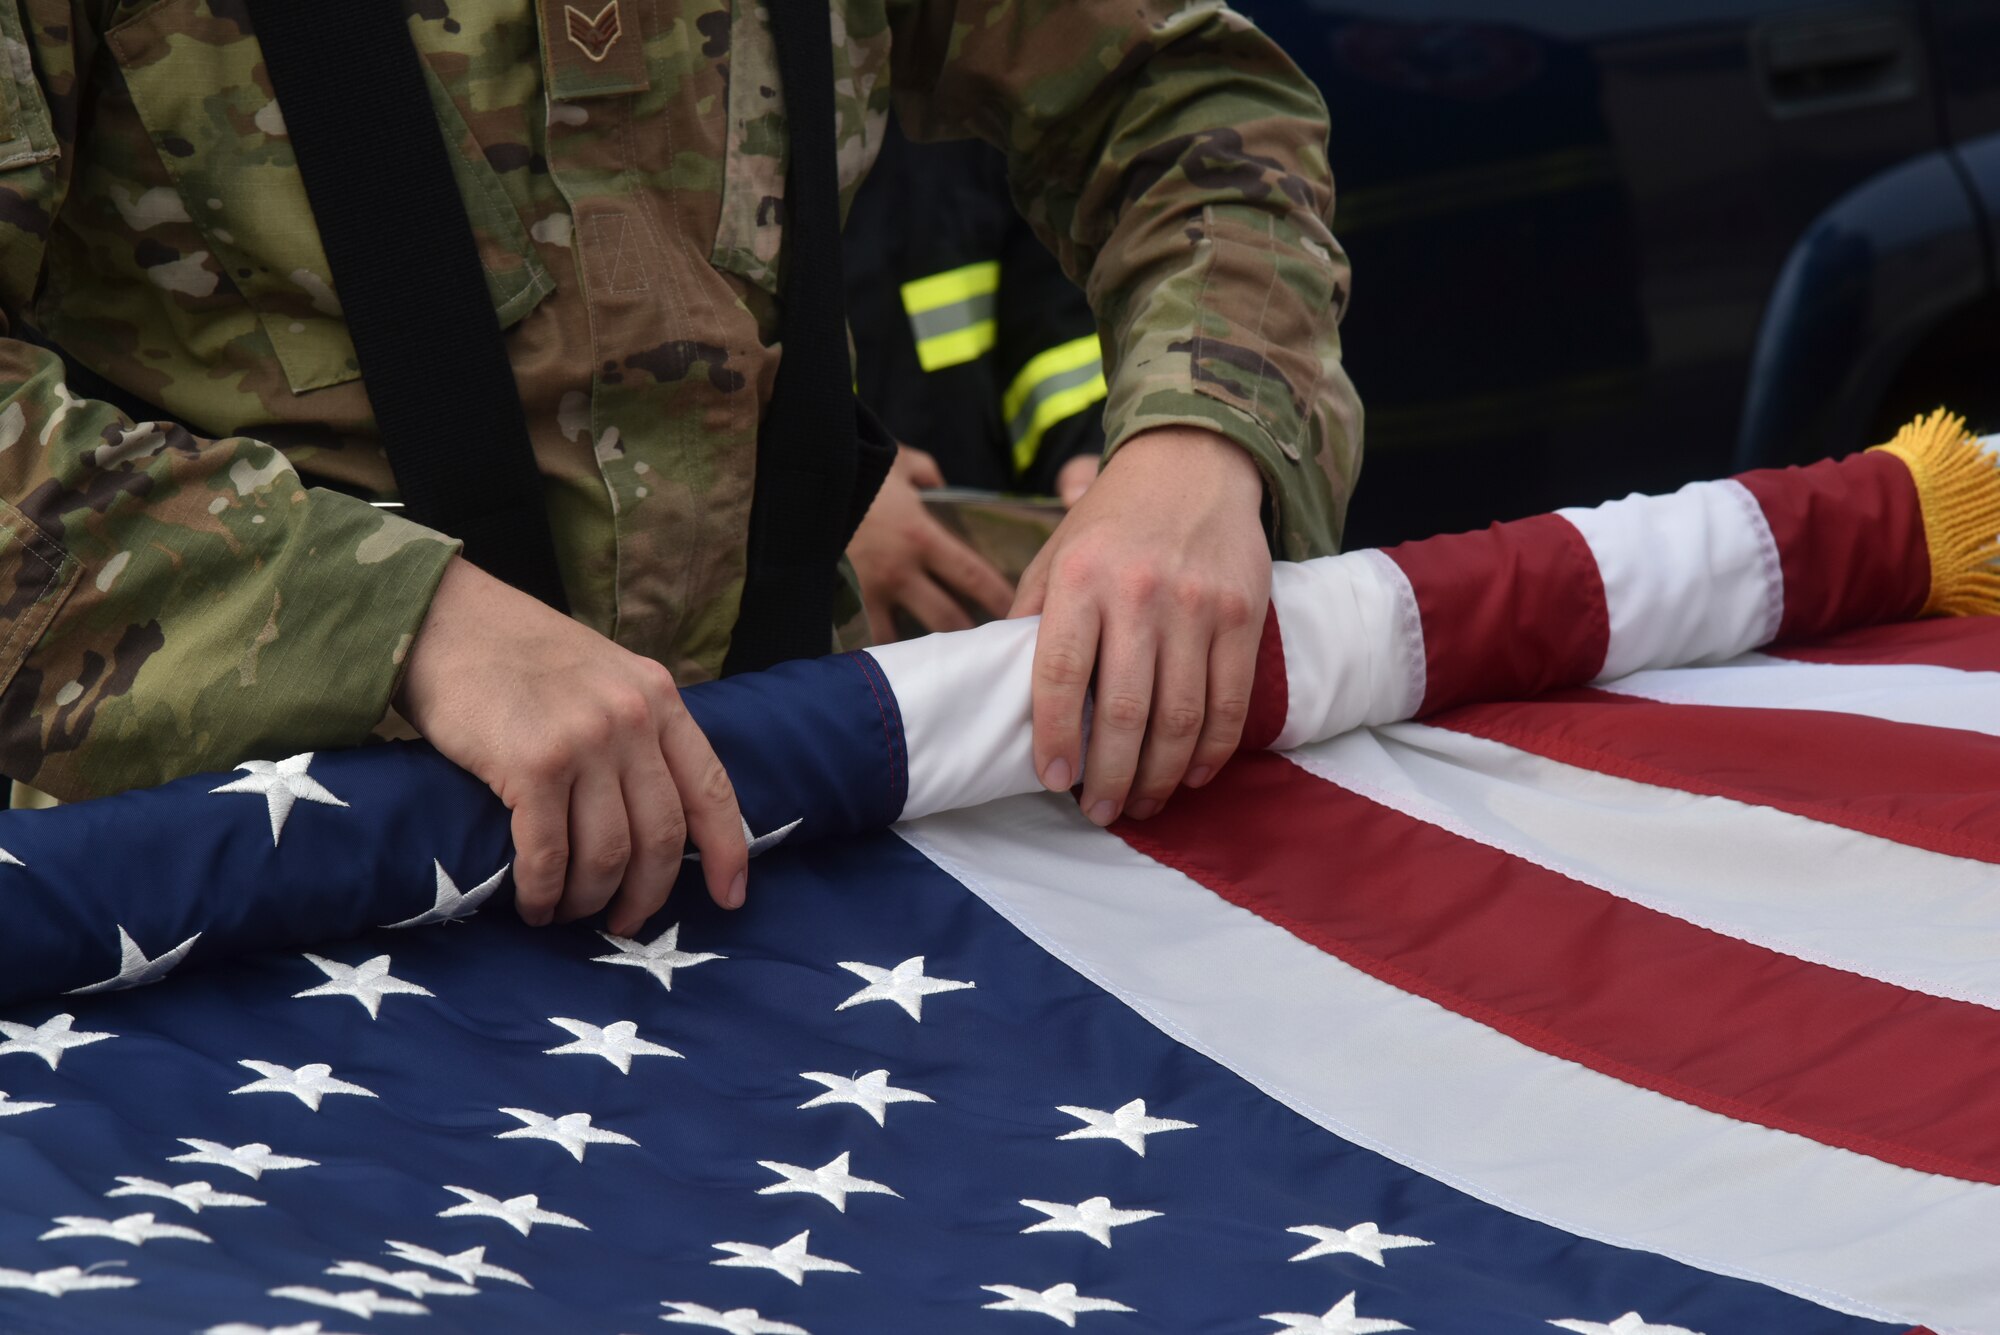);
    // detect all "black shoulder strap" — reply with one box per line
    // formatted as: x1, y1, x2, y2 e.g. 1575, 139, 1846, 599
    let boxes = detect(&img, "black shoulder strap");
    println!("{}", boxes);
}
244, 0, 570, 611
722, 0, 894, 674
